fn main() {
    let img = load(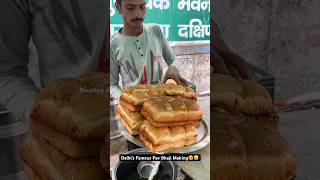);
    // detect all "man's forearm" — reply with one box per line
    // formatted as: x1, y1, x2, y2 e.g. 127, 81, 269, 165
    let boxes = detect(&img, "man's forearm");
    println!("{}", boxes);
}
212, 21, 252, 79
0, 67, 39, 123
110, 84, 122, 100
0, 0, 38, 123
162, 44, 182, 73
169, 59, 182, 73
216, 48, 251, 79
212, 21, 230, 52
